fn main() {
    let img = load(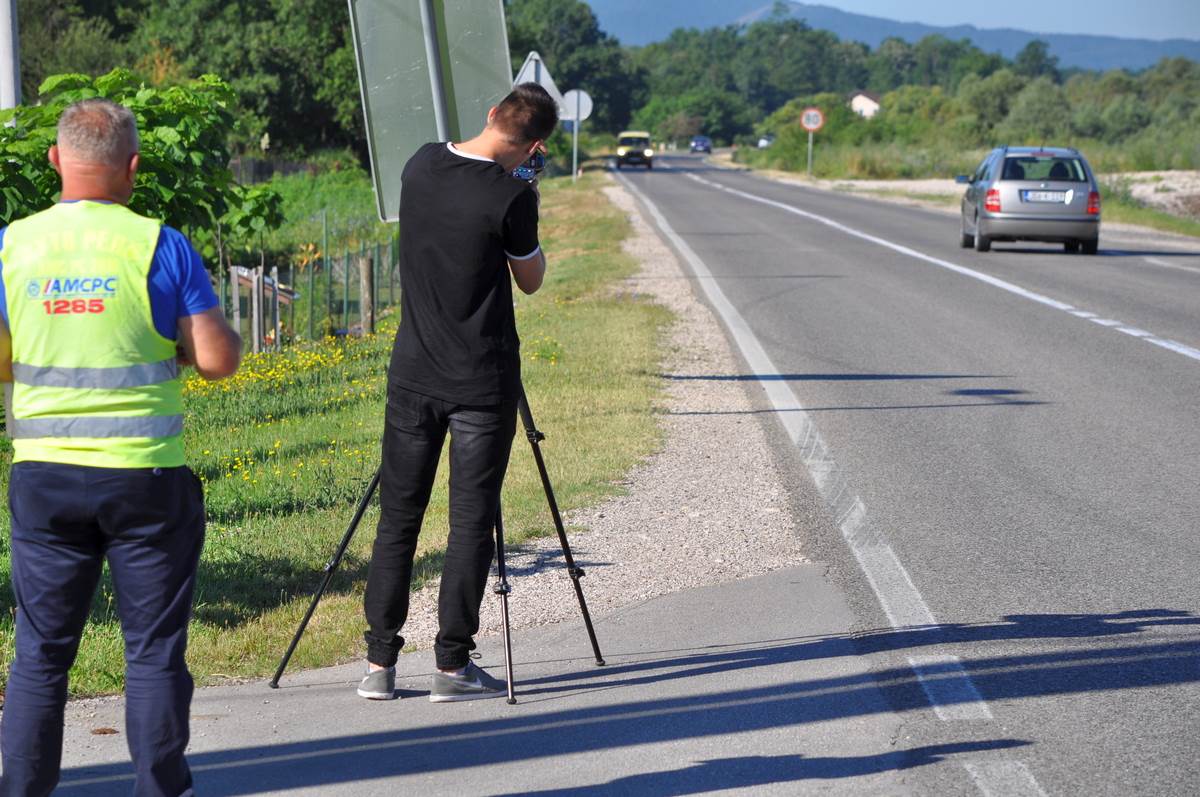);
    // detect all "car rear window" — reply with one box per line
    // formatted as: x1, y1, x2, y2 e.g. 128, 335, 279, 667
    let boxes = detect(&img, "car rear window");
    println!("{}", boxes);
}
1001, 156, 1088, 182
620, 137, 650, 148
